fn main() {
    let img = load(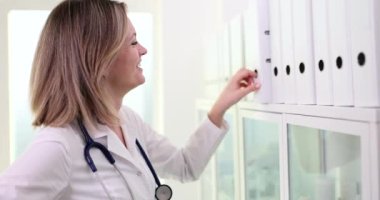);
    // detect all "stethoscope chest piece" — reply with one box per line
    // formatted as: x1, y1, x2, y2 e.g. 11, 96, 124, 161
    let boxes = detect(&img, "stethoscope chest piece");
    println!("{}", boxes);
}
155, 184, 172, 200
